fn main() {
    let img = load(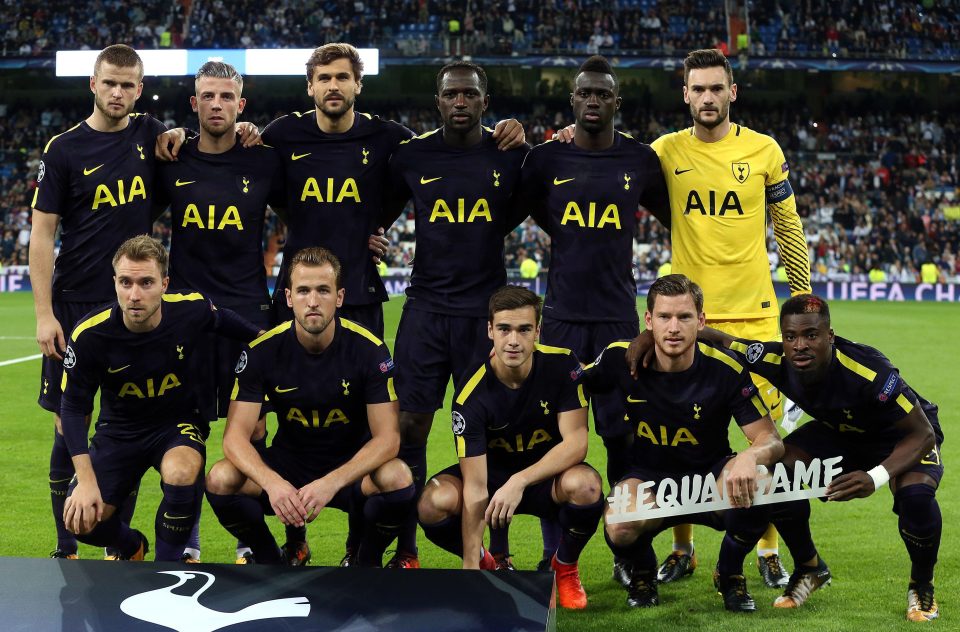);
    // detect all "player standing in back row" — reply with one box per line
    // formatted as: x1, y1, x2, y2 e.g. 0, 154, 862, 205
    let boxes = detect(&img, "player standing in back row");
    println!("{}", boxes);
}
380, 61, 529, 569
30, 45, 168, 560
649, 49, 812, 588
515, 55, 670, 573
